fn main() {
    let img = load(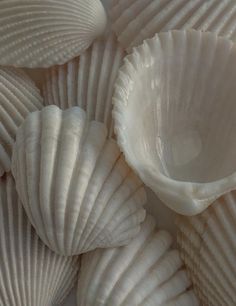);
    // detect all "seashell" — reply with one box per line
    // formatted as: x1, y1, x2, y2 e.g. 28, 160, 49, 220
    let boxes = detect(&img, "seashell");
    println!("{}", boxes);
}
0, 0, 107, 68
0, 66, 43, 176
12, 105, 147, 256
177, 190, 236, 306
0, 173, 79, 306
43, 33, 125, 137
77, 215, 199, 306
113, 29, 236, 216
110, 0, 236, 51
